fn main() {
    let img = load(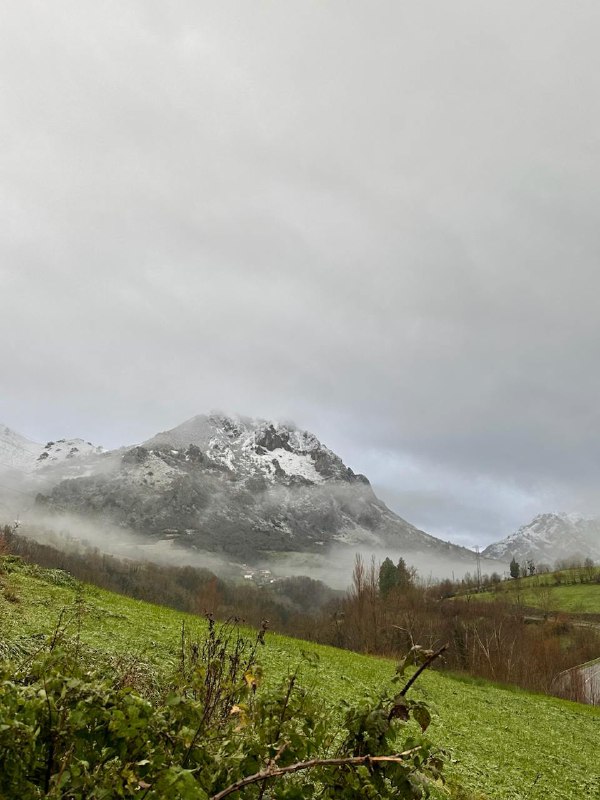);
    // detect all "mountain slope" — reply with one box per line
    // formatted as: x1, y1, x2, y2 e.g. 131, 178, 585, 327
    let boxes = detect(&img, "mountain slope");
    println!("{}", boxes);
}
483, 512, 600, 566
0, 425, 41, 472
3, 558, 599, 800
26, 414, 495, 575
144, 414, 364, 485
0, 423, 103, 475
